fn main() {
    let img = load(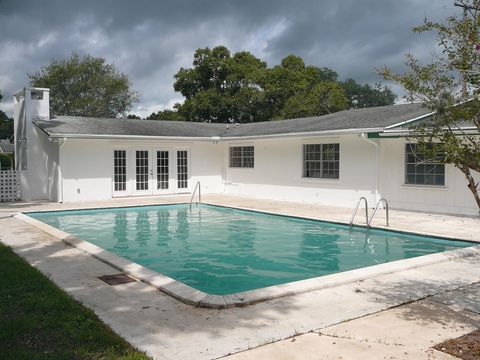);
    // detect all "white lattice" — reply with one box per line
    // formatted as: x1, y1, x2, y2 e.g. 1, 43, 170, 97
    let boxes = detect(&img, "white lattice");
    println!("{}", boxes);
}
0, 170, 21, 202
